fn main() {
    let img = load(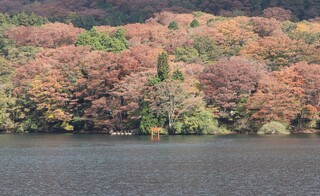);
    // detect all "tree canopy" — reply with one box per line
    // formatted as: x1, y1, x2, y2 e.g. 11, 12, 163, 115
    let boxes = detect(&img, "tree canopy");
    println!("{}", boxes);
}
0, 11, 320, 134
